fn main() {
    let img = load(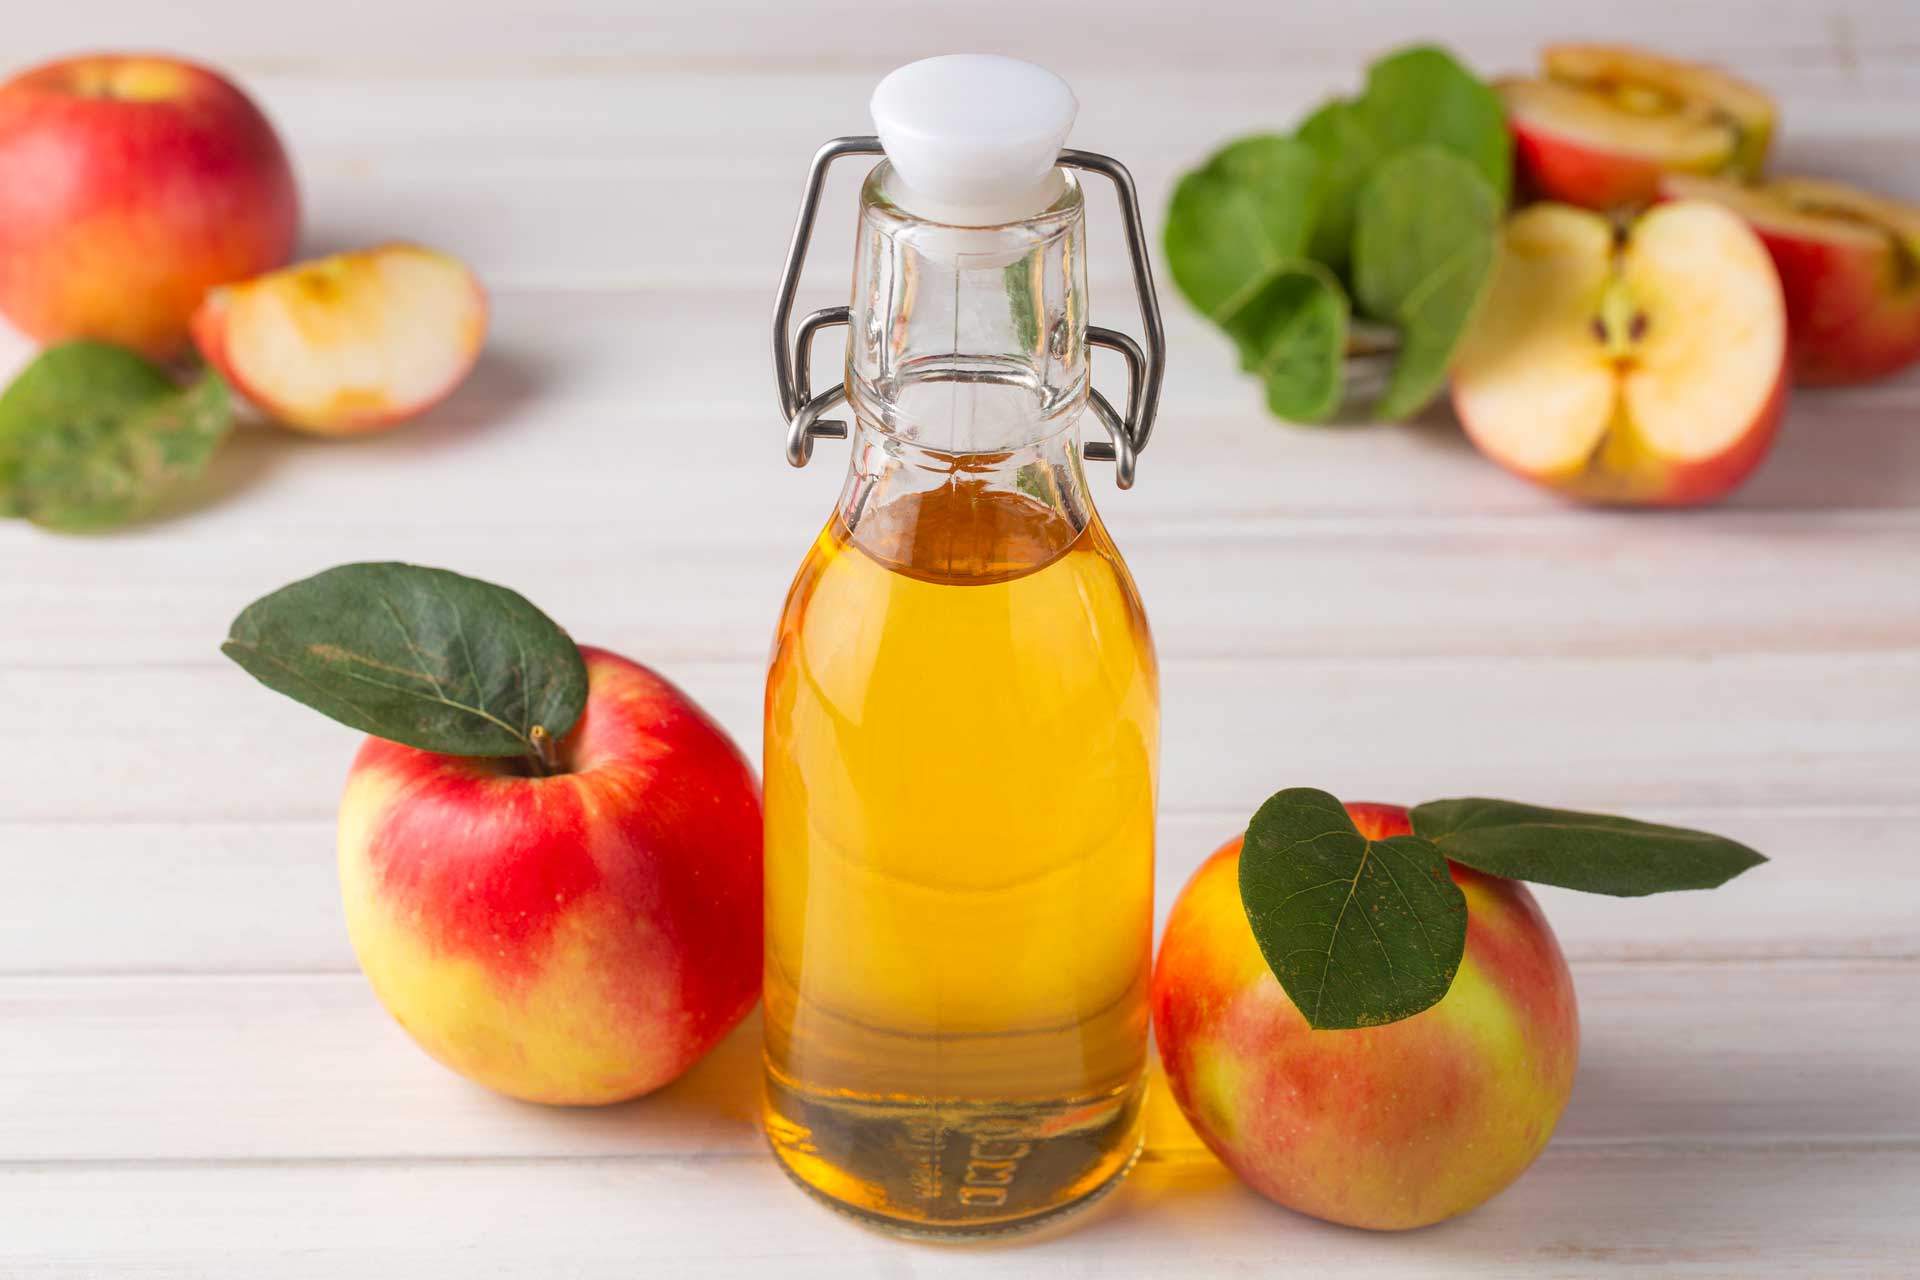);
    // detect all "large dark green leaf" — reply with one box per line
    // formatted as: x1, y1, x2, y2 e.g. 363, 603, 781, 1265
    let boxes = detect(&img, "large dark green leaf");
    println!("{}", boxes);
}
222, 562, 588, 759
1240, 787, 1467, 1030
0, 341, 231, 531
1411, 798, 1769, 897
1352, 147, 1501, 421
